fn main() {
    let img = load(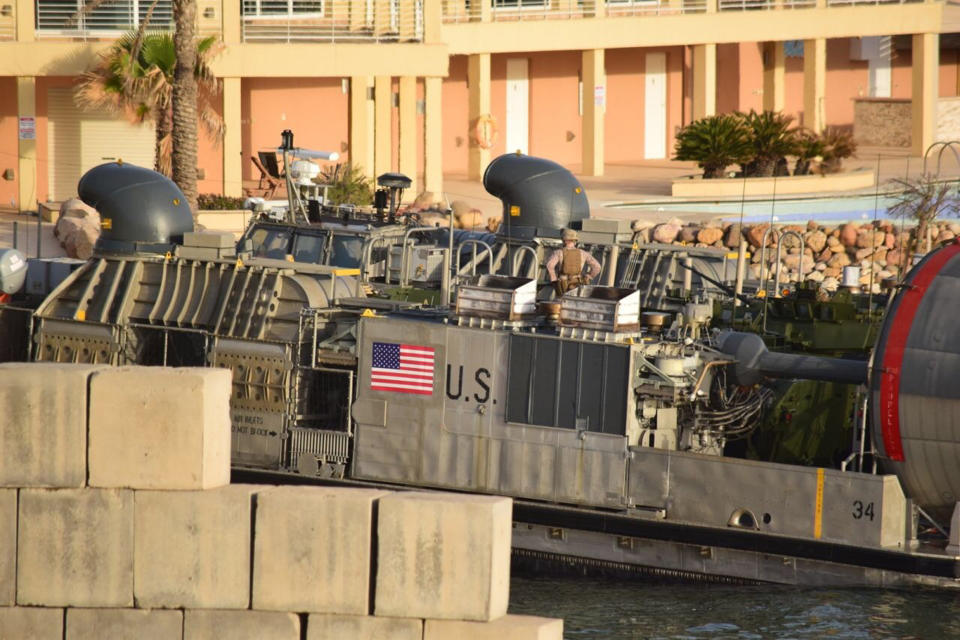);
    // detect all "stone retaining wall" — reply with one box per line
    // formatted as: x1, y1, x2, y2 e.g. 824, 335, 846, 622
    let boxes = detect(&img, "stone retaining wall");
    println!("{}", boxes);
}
0, 363, 562, 640
641, 218, 960, 293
